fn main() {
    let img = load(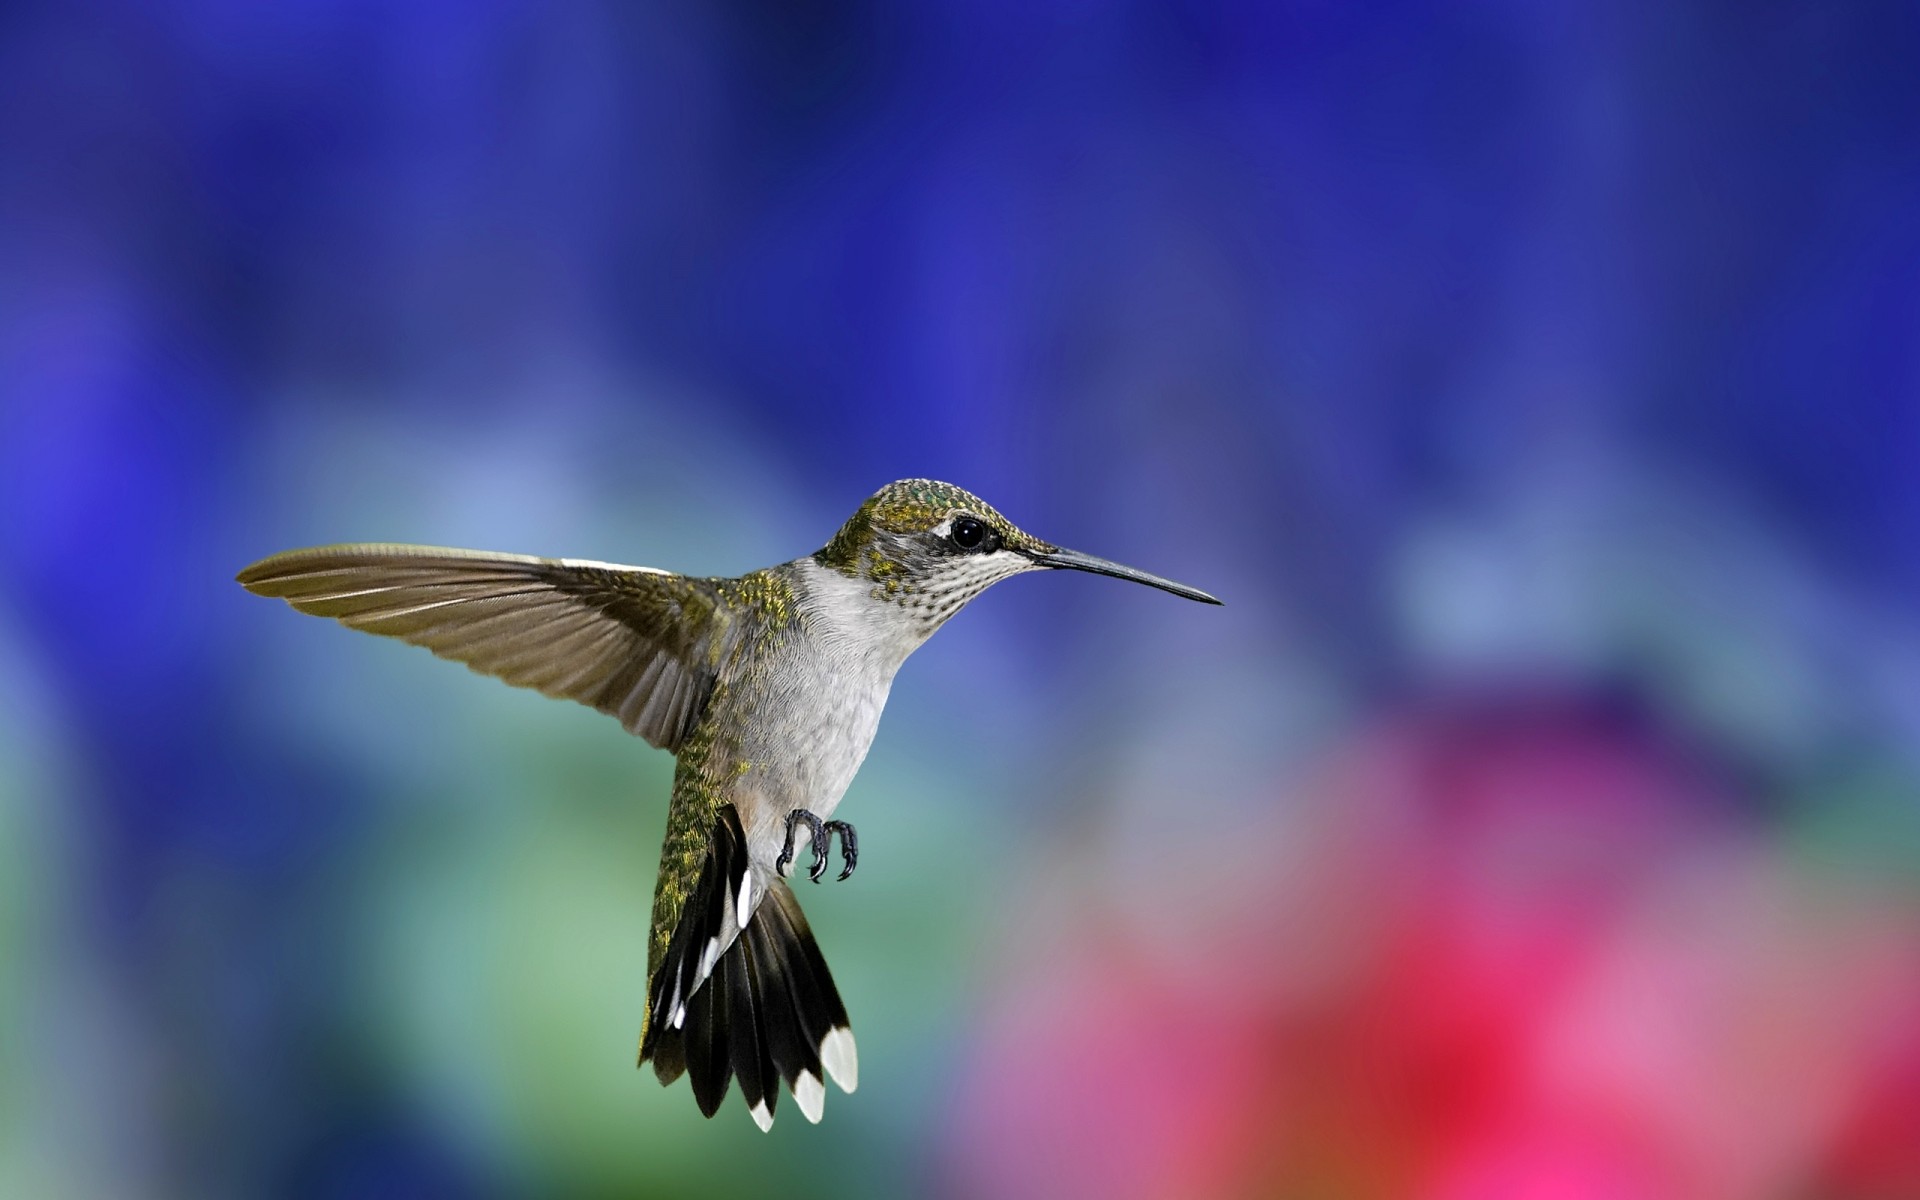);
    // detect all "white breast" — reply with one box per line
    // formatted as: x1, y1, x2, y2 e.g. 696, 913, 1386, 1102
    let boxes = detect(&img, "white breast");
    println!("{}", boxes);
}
732, 560, 934, 859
